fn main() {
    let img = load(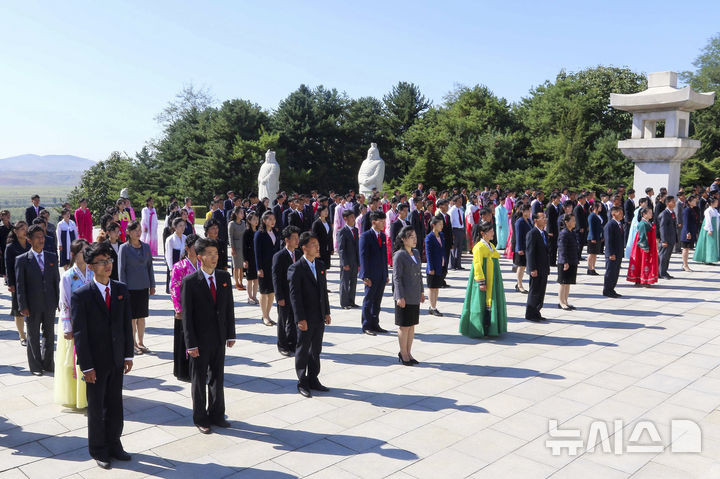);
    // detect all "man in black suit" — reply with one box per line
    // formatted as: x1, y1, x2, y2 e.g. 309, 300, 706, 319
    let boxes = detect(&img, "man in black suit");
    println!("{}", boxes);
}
359, 211, 389, 335
409, 197, 425, 260
15, 224, 60, 375
658, 196, 678, 279
302, 194, 314, 231
288, 198, 306, 231
31, 217, 57, 255
182, 238, 236, 434
25, 194, 44, 225
272, 226, 301, 356
72, 241, 133, 468
338, 209, 359, 309
211, 200, 229, 270
544, 193, 561, 267
644, 187, 655, 214
288, 232, 331, 398
573, 194, 588, 261
603, 206, 625, 298
390, 203, 410, 246
624, 189, 636, 244
353, 194, 365, 217
223, 191, 235, 219
273, 194, 288, 229
525, 212, 550, 321
436, 199, 453, 285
